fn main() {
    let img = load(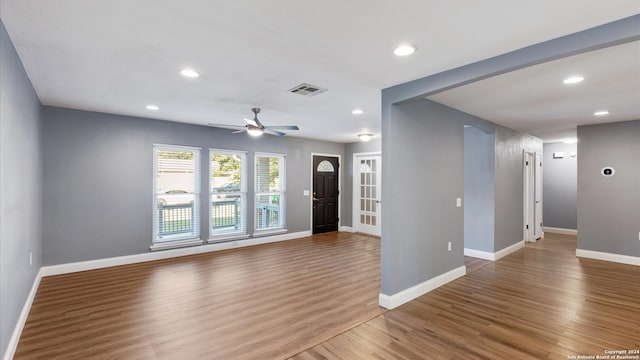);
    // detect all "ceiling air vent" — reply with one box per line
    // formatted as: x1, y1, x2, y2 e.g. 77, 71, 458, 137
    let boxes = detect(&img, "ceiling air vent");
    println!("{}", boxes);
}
288, 83, 327, 97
